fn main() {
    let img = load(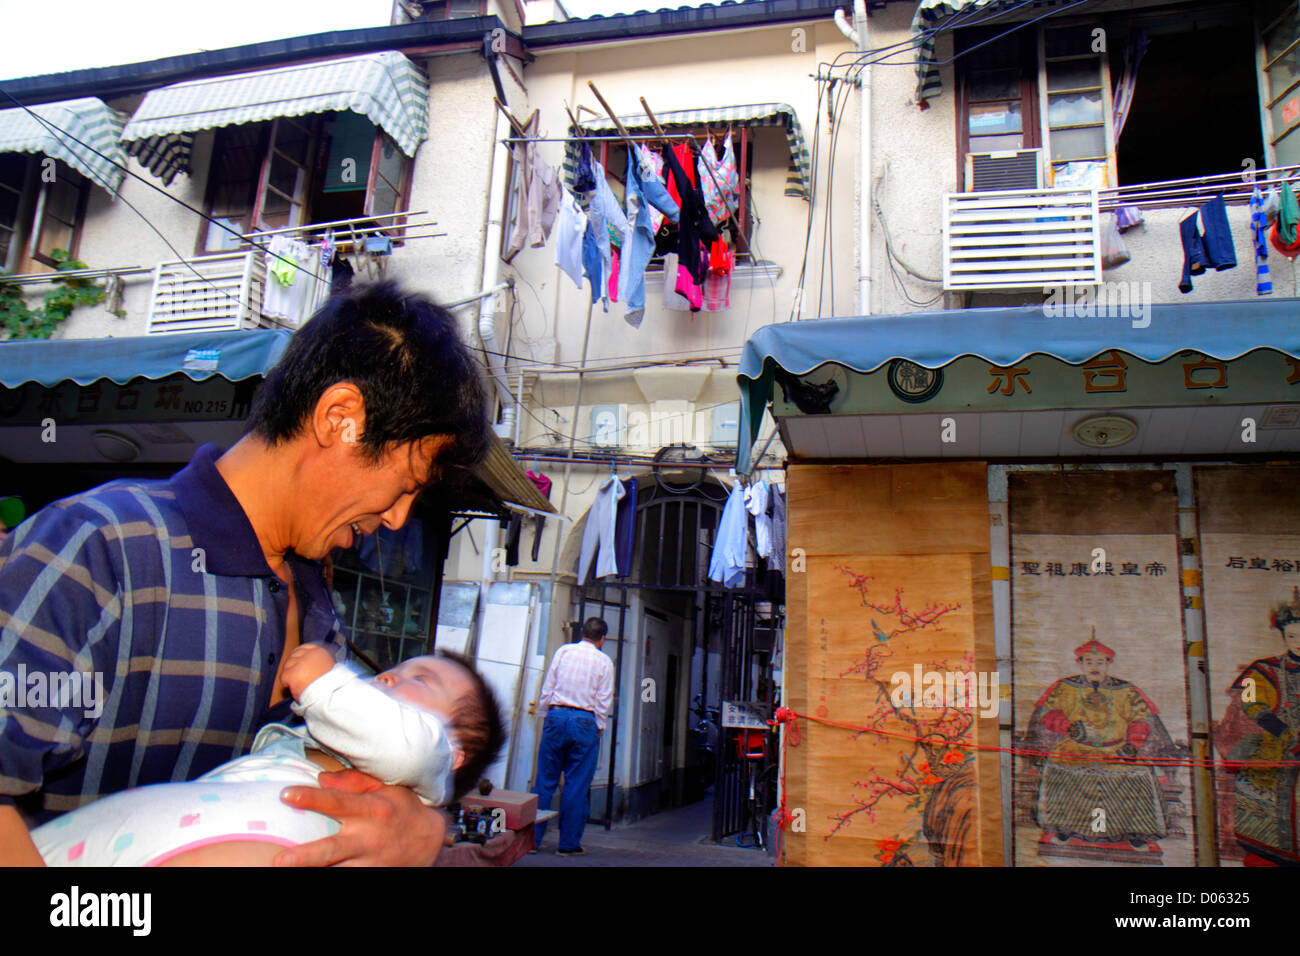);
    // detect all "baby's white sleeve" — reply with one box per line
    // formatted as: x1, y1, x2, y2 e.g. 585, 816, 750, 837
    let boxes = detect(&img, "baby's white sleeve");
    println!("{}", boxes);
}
292, 663, 457, 806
